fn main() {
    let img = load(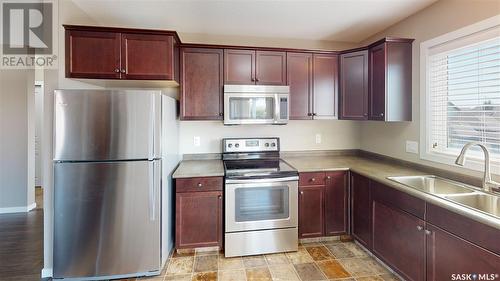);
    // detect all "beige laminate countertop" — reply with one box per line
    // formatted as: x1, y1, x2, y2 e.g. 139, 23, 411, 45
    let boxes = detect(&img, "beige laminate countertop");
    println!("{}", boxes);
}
172, 159, 224, 179
283, 155, 500, 230
172, 155, 500, 230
